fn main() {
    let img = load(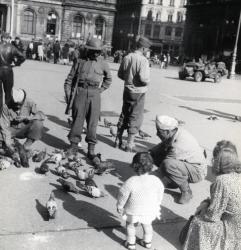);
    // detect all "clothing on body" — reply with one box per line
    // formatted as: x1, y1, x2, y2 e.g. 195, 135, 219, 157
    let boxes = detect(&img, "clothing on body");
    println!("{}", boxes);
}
183, 172, 241, 250
64, 56, 112, 145
0, 42, 25, 109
